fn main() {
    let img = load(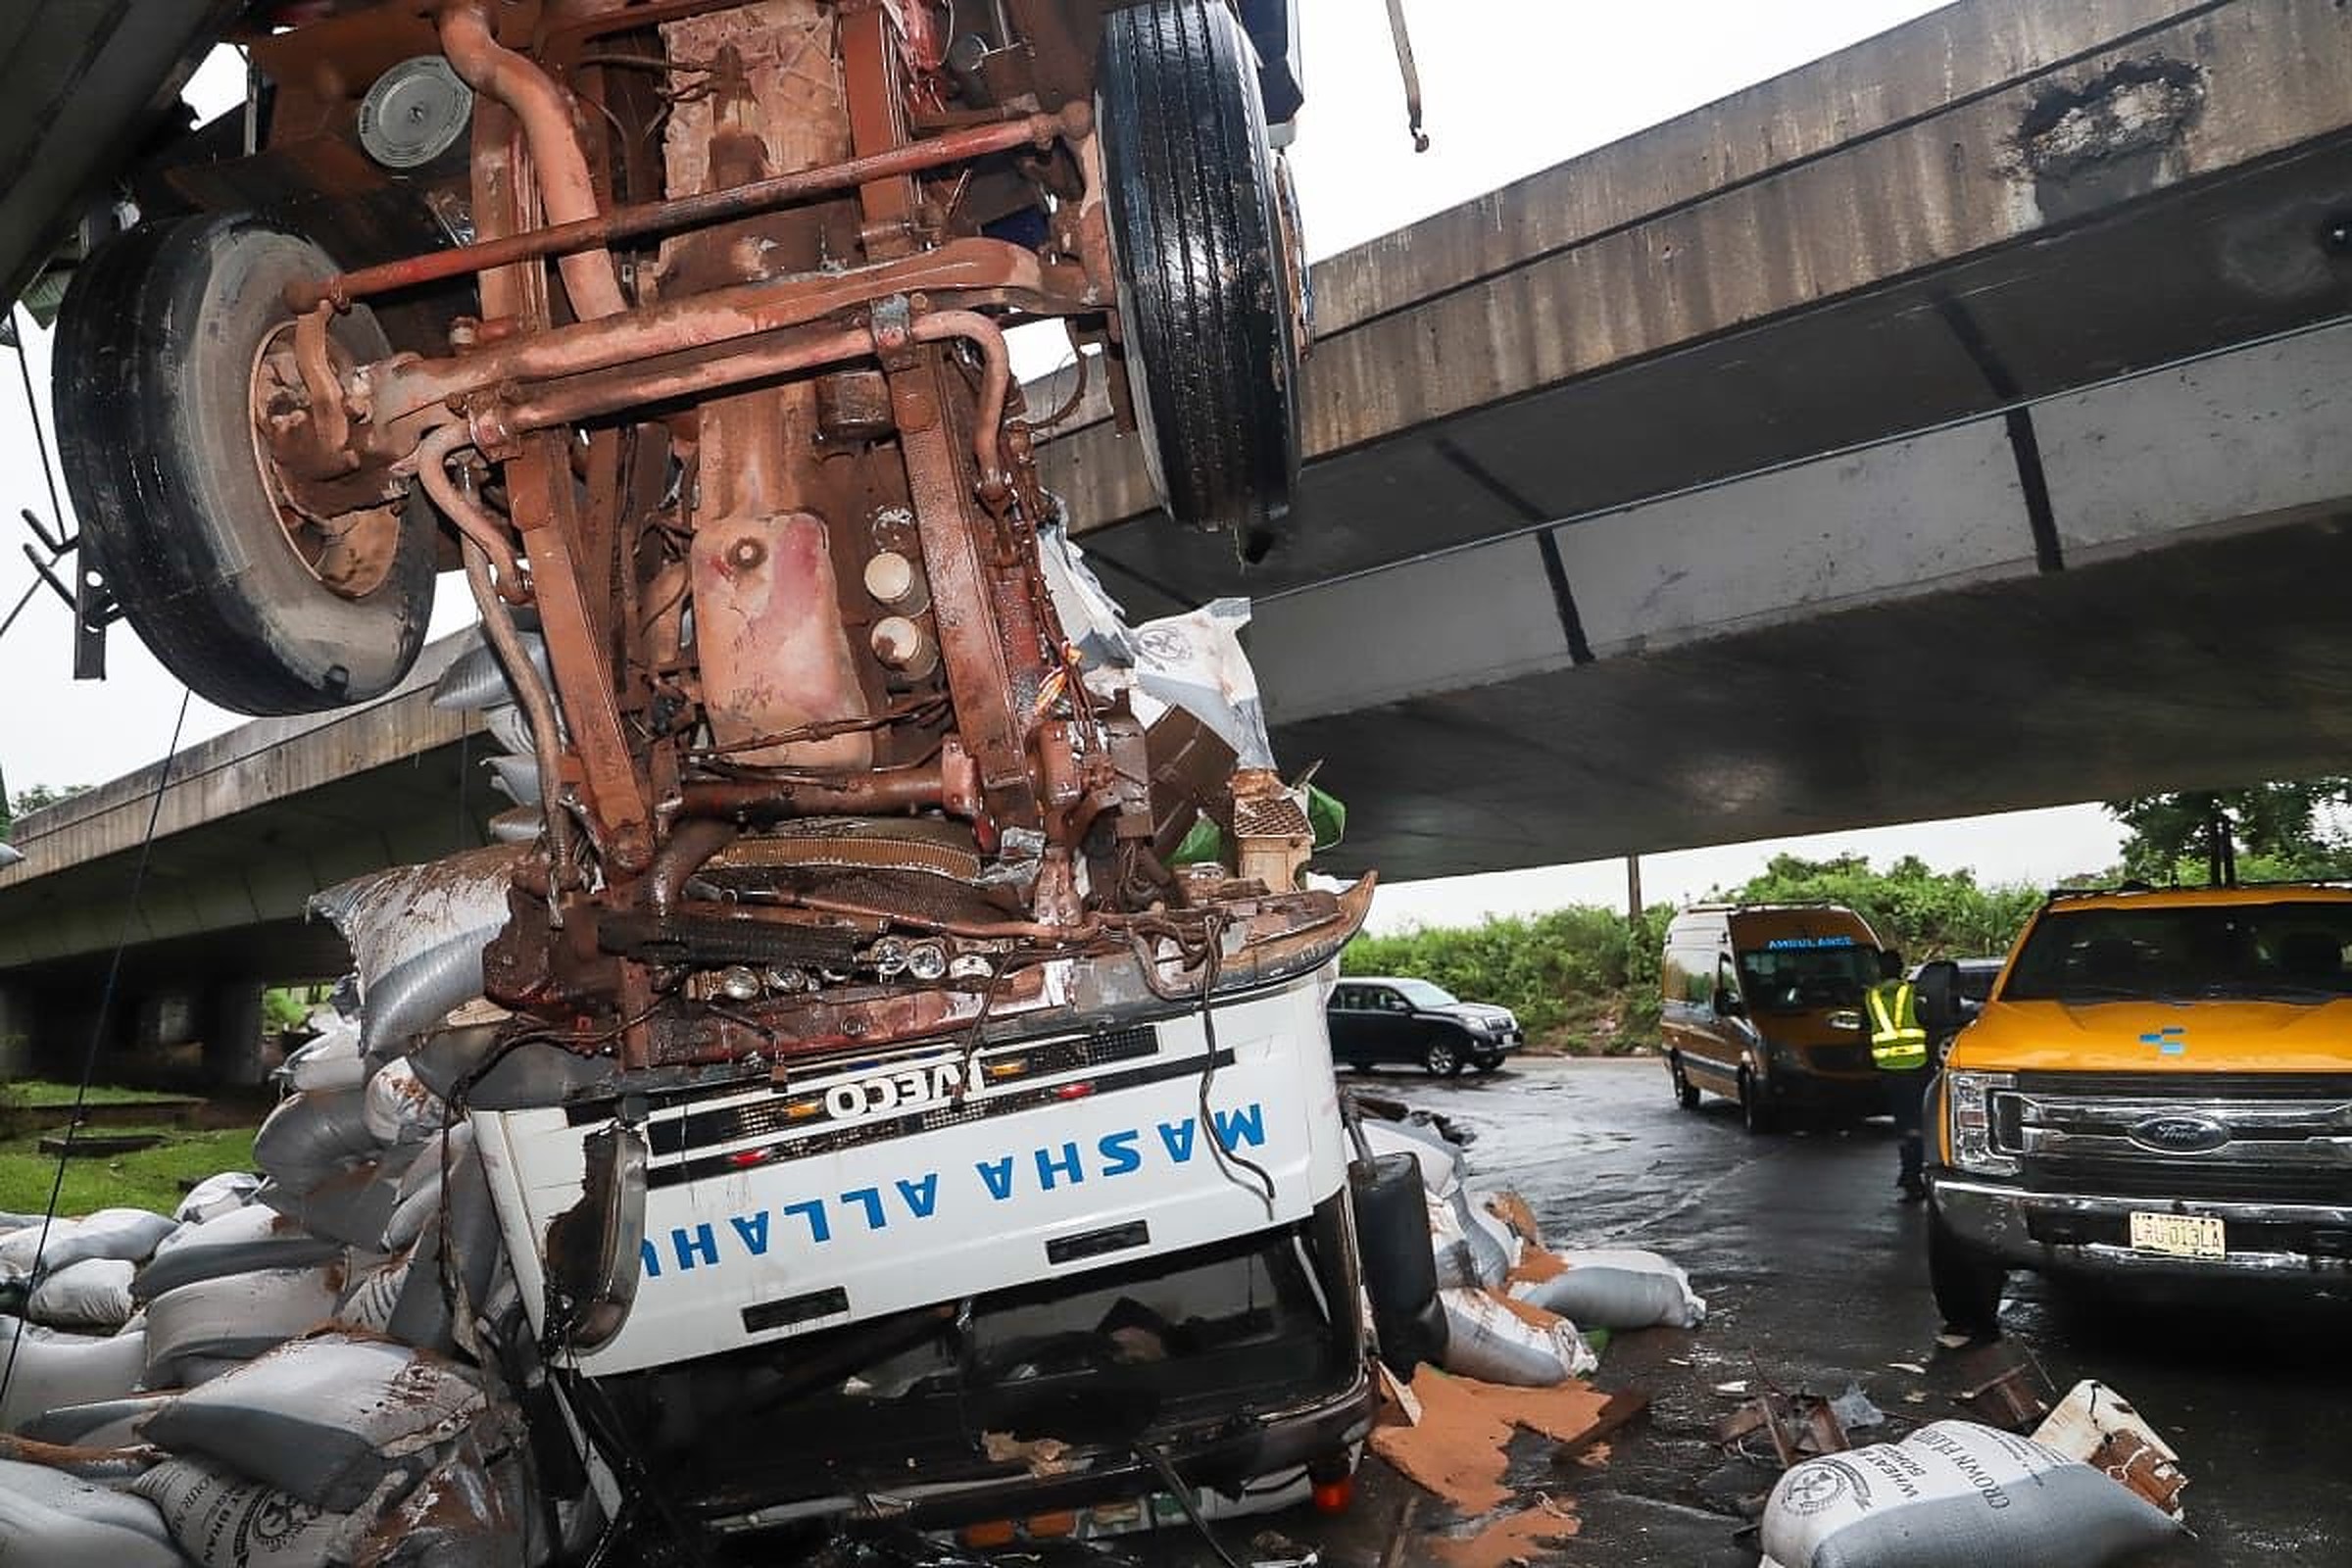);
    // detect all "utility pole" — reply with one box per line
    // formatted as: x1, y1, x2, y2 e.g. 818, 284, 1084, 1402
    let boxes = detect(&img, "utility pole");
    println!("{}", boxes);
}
1626, 853, 1643, 924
